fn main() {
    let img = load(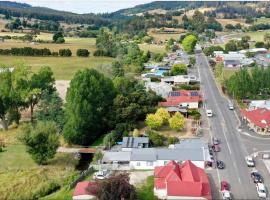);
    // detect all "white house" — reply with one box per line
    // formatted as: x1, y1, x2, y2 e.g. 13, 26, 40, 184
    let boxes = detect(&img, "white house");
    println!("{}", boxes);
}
161, 75, 198, 85
249, 100, 270, 110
